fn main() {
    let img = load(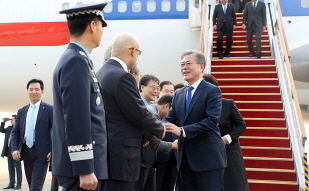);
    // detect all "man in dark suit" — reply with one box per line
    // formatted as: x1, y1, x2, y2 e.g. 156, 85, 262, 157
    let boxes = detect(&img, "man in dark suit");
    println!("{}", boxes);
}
242, 0, 266, 58
213, 0, 237, 59
11, 79, 53, 191
1, 115, 22, 190
164, 50, 227, 191
52, 2, 109, 191
96, 32, 165, 191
